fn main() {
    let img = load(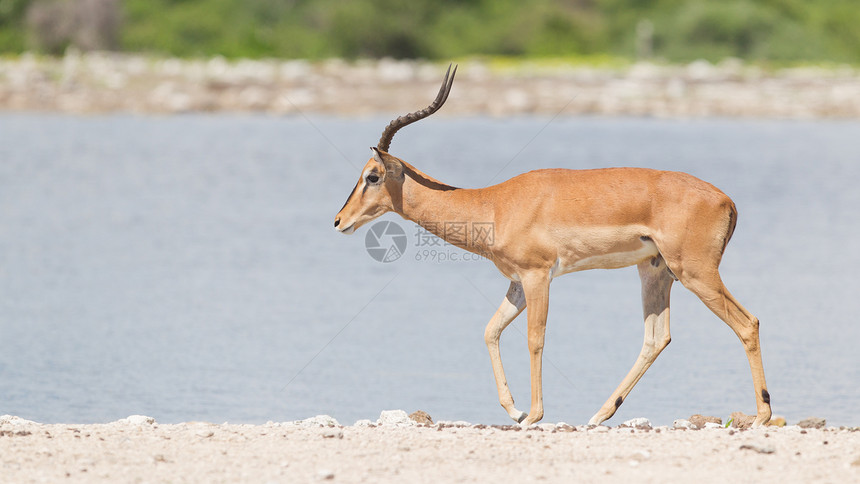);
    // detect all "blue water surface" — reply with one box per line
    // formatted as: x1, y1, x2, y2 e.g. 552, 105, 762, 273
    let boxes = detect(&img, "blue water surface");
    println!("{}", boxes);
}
0, 114, 857, 426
